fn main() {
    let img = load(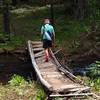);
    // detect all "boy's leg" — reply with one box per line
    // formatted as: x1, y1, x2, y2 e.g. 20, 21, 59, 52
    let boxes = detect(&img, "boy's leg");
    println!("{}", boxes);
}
44, 48, 49, 62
